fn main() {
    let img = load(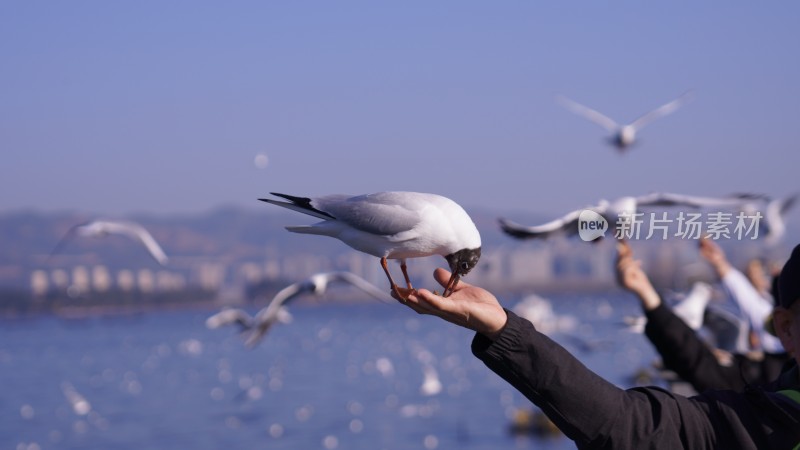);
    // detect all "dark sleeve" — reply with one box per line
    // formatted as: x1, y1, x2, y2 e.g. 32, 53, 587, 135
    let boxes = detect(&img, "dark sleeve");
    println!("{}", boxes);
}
472, 310, 716, 449
644, 303, 744, 392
